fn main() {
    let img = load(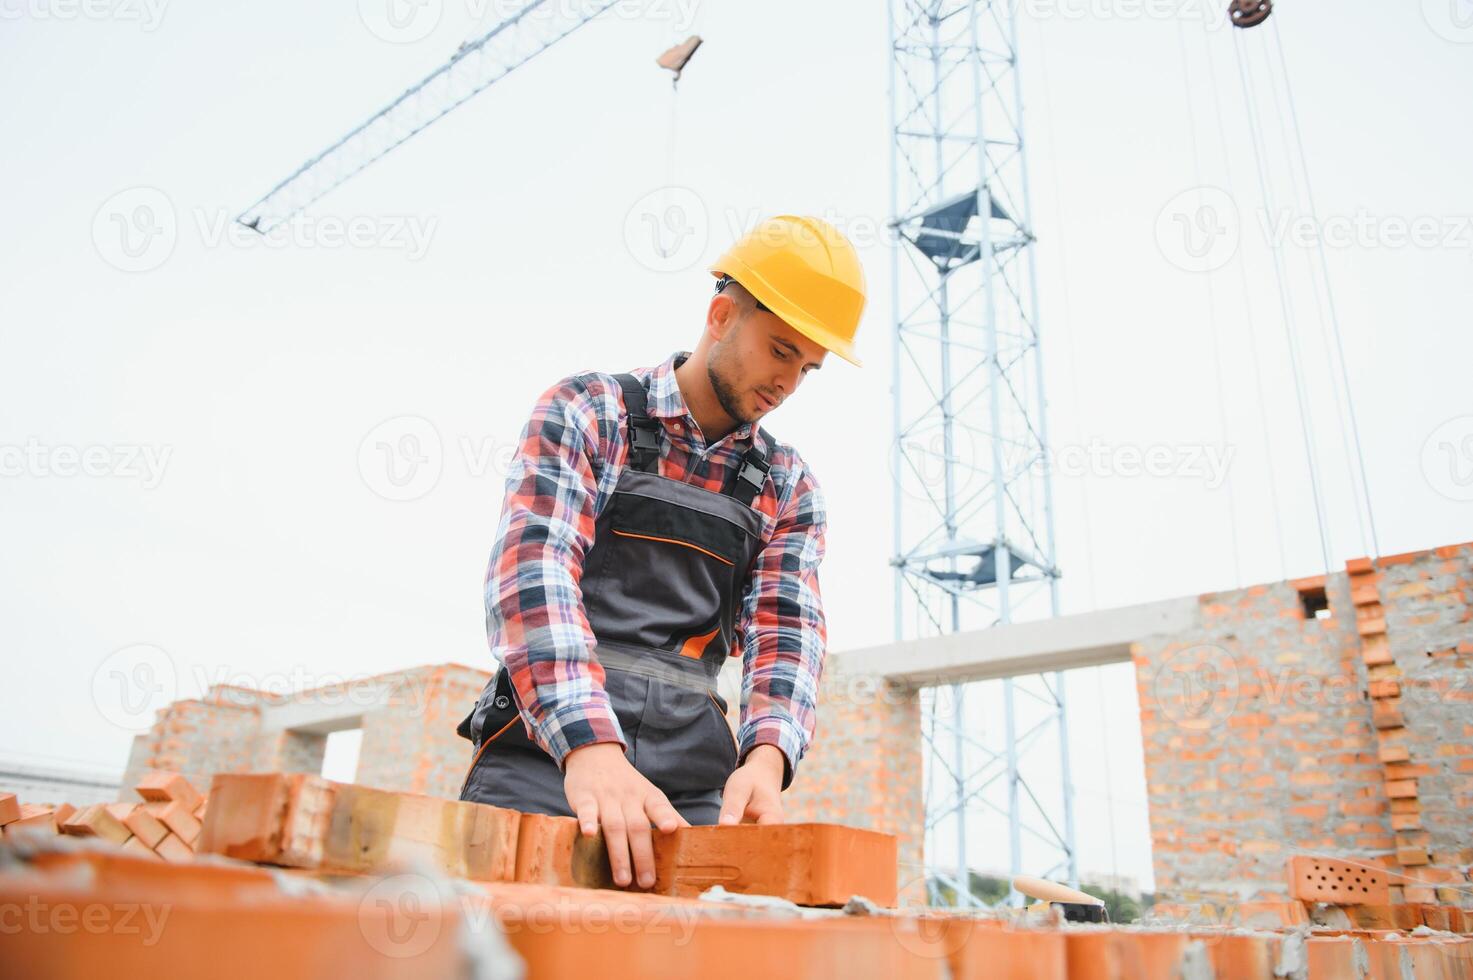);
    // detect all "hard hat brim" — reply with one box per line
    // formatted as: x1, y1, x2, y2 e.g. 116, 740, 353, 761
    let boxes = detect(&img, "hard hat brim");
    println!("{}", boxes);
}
709, 261, 863, 367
